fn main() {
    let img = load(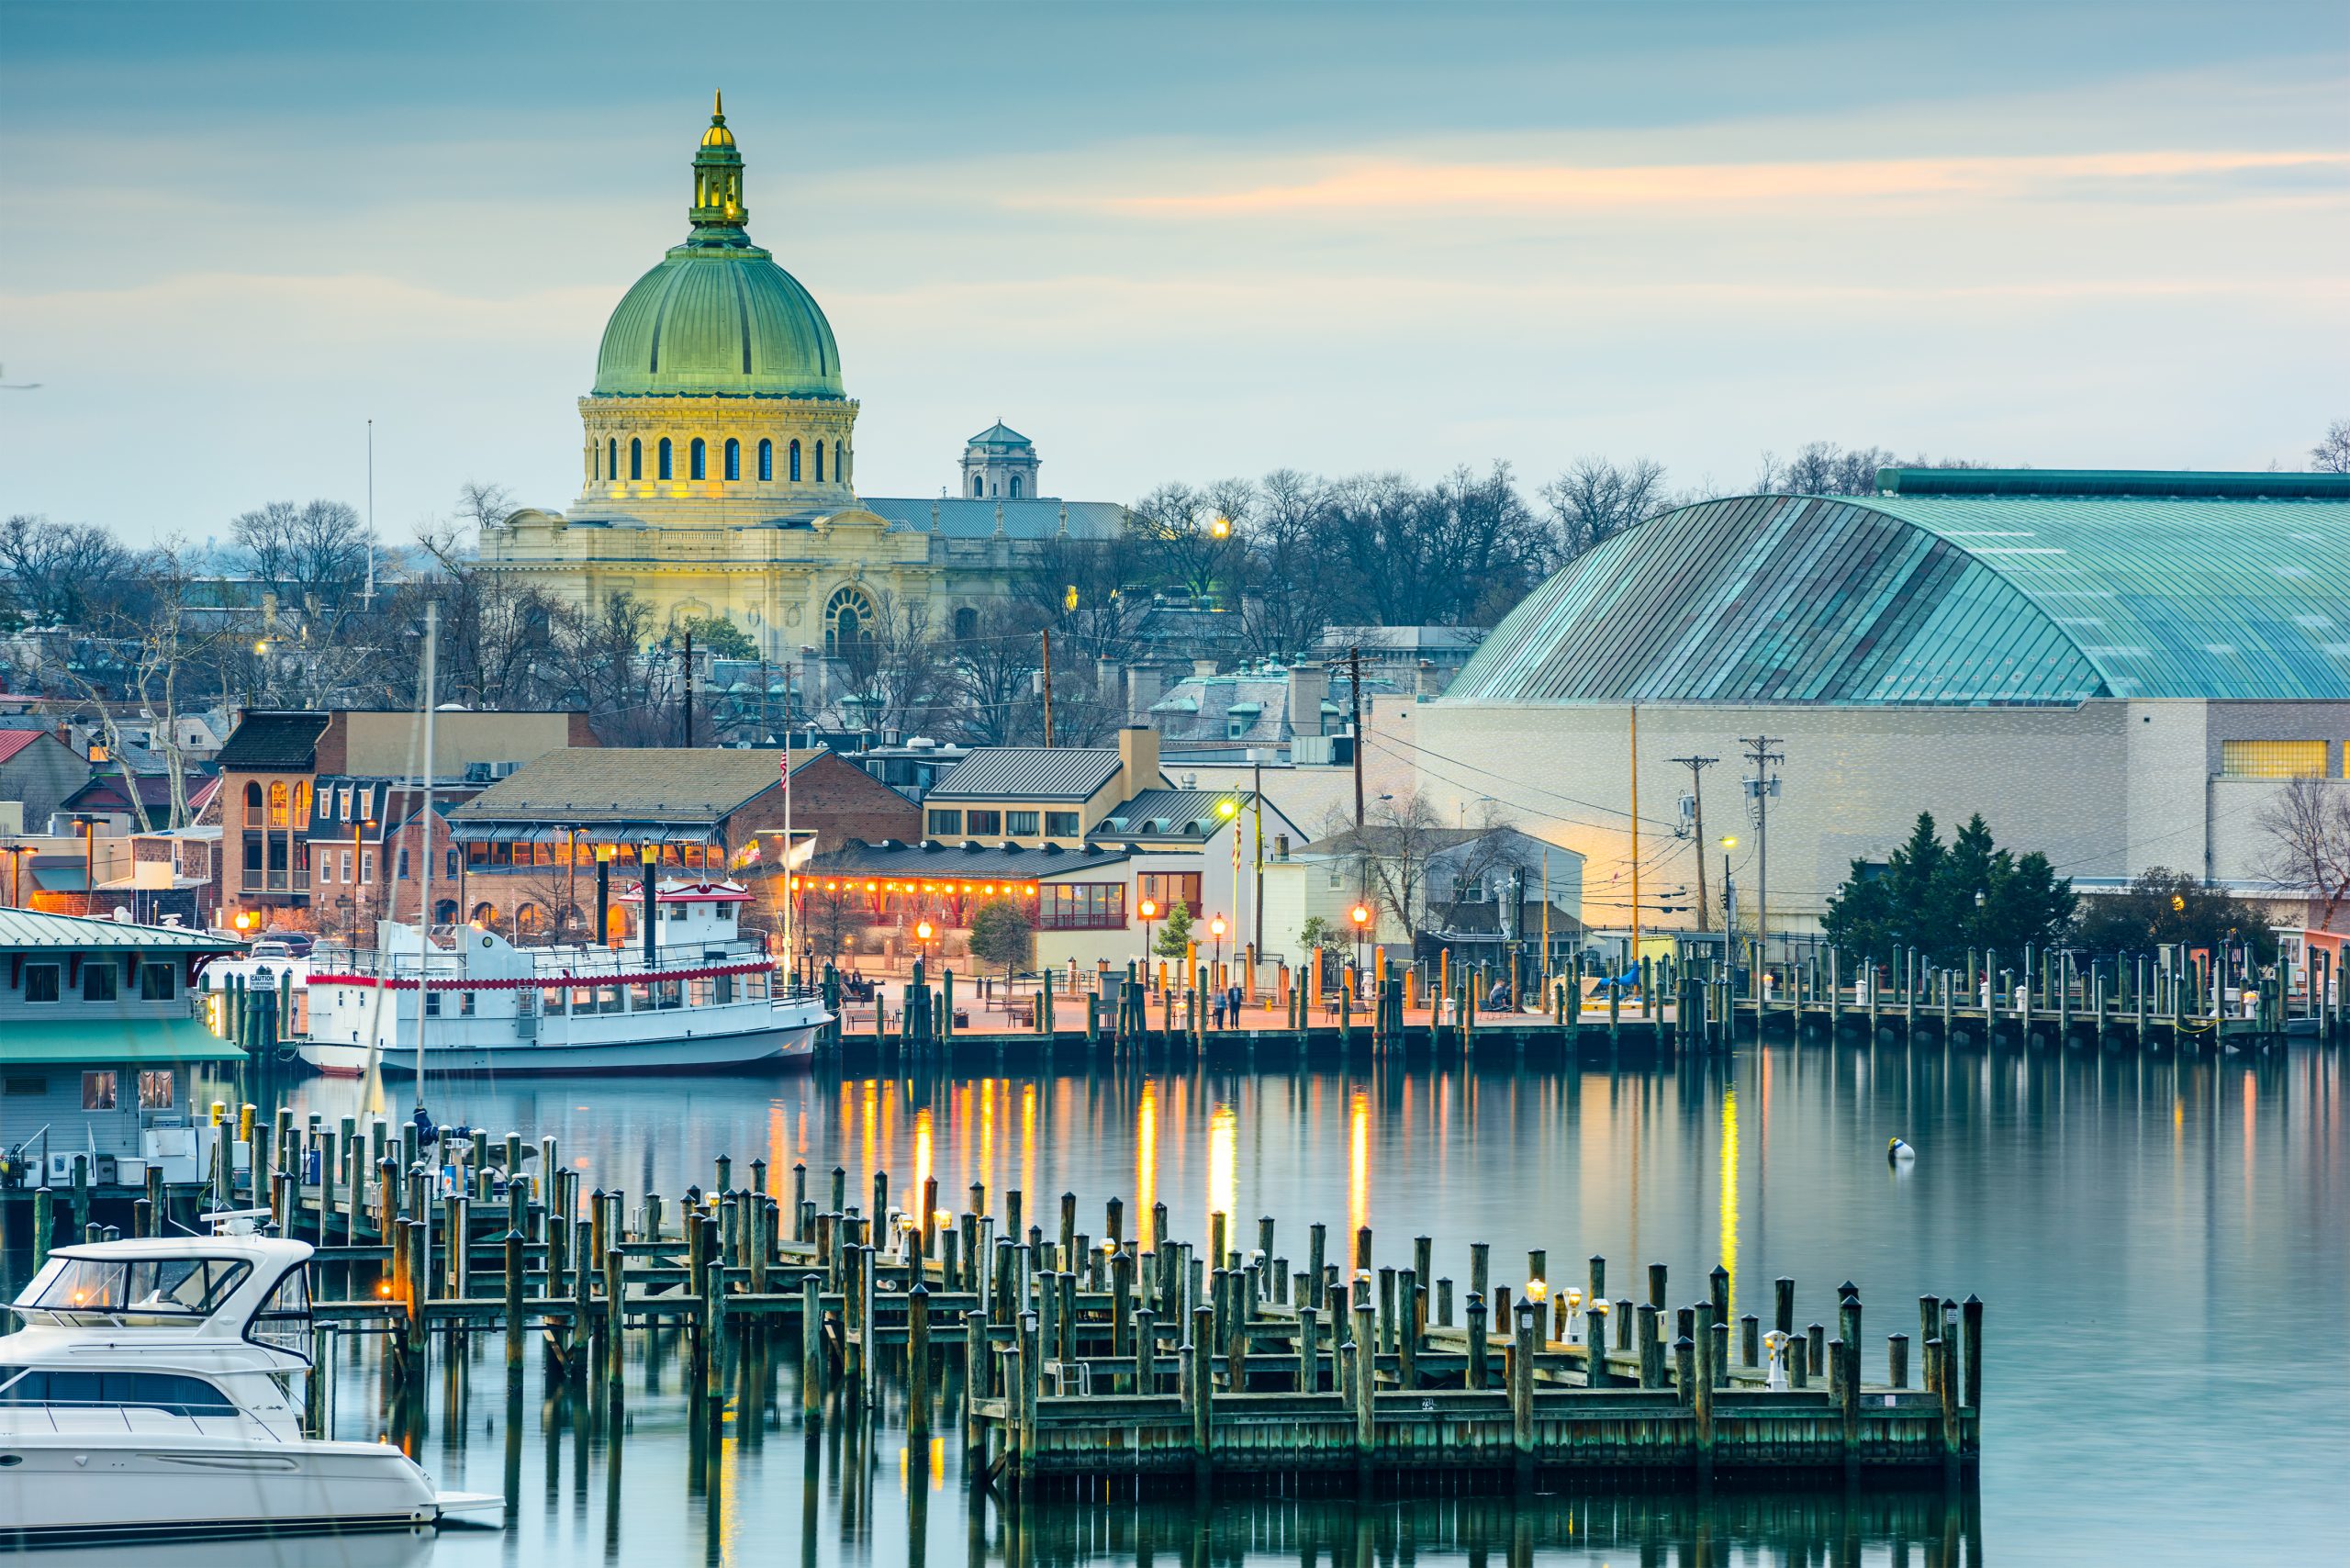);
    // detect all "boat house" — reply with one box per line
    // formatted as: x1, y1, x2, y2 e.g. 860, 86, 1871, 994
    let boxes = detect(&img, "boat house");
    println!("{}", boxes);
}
0, 910, 244, 1187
